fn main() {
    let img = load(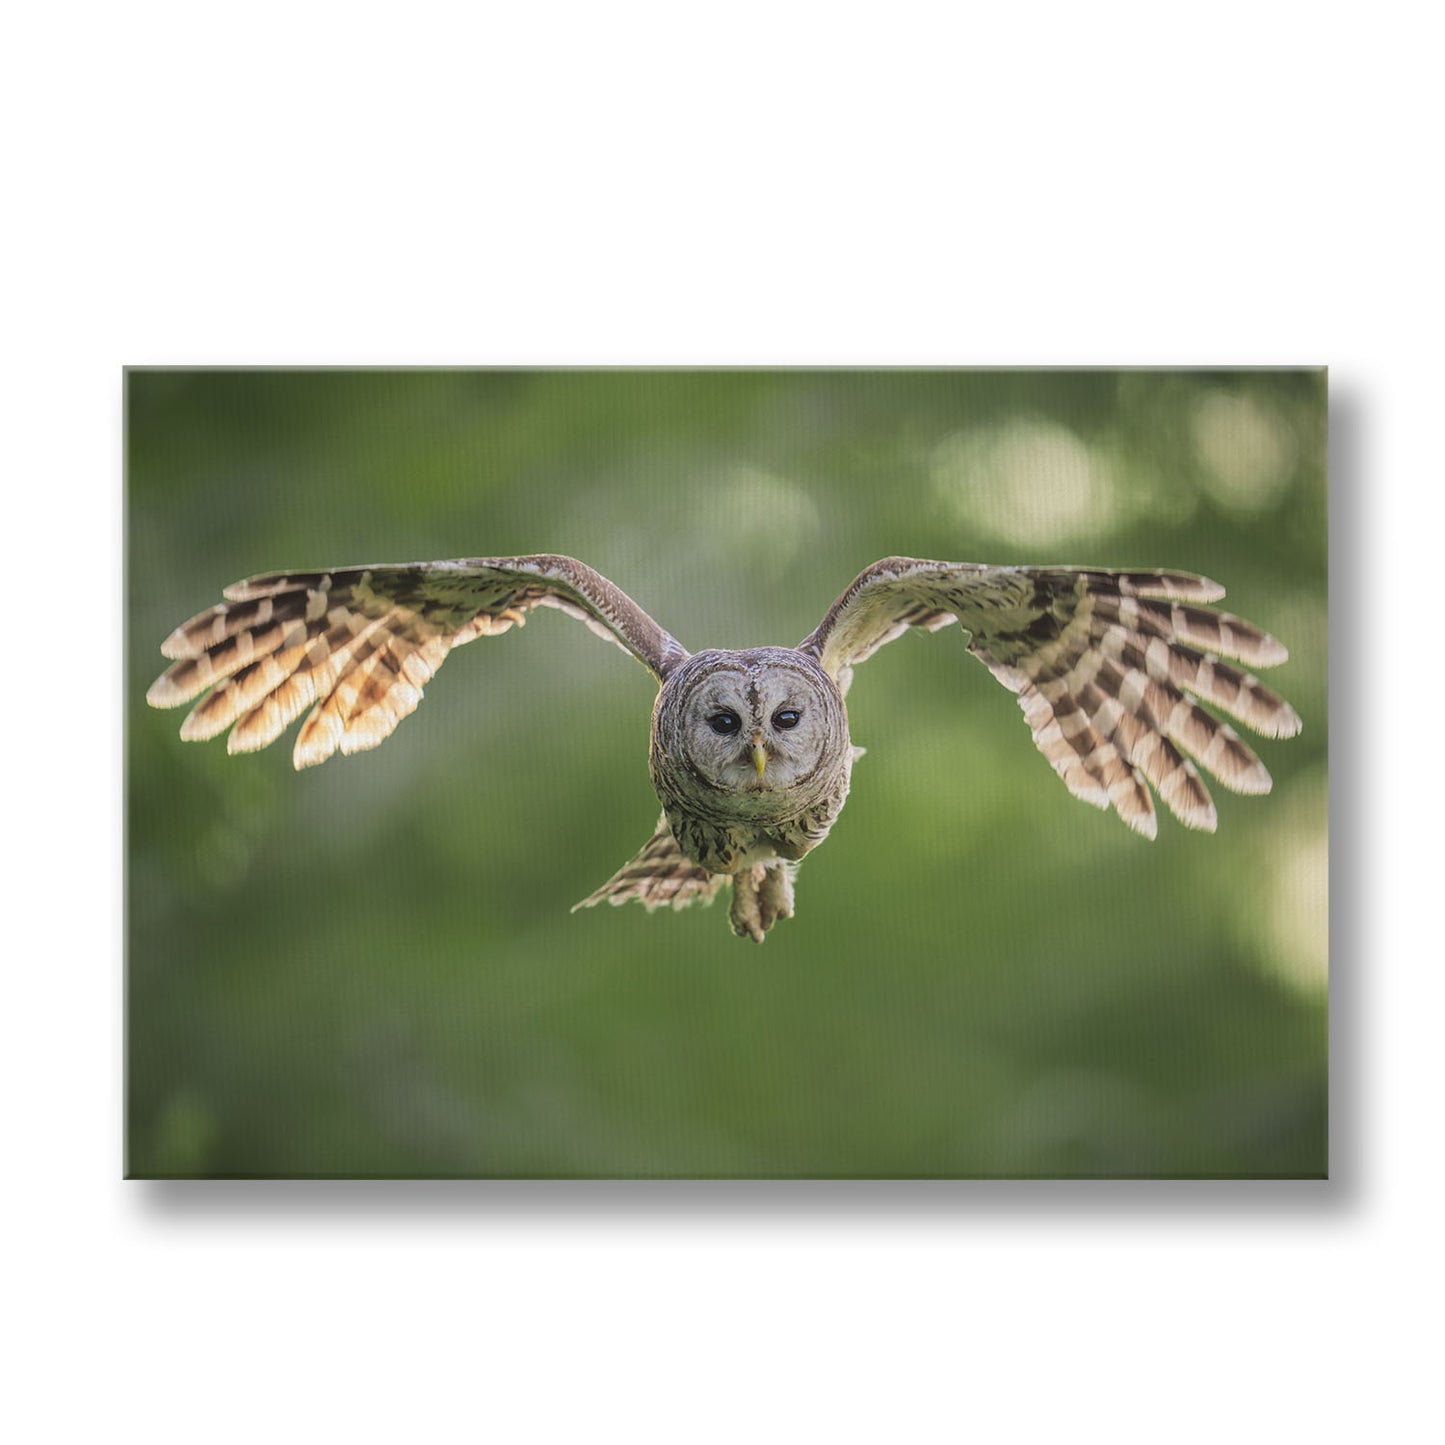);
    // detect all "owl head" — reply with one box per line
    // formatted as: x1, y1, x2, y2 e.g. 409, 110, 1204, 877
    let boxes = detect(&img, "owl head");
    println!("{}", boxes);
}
650, 647, 850, 817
